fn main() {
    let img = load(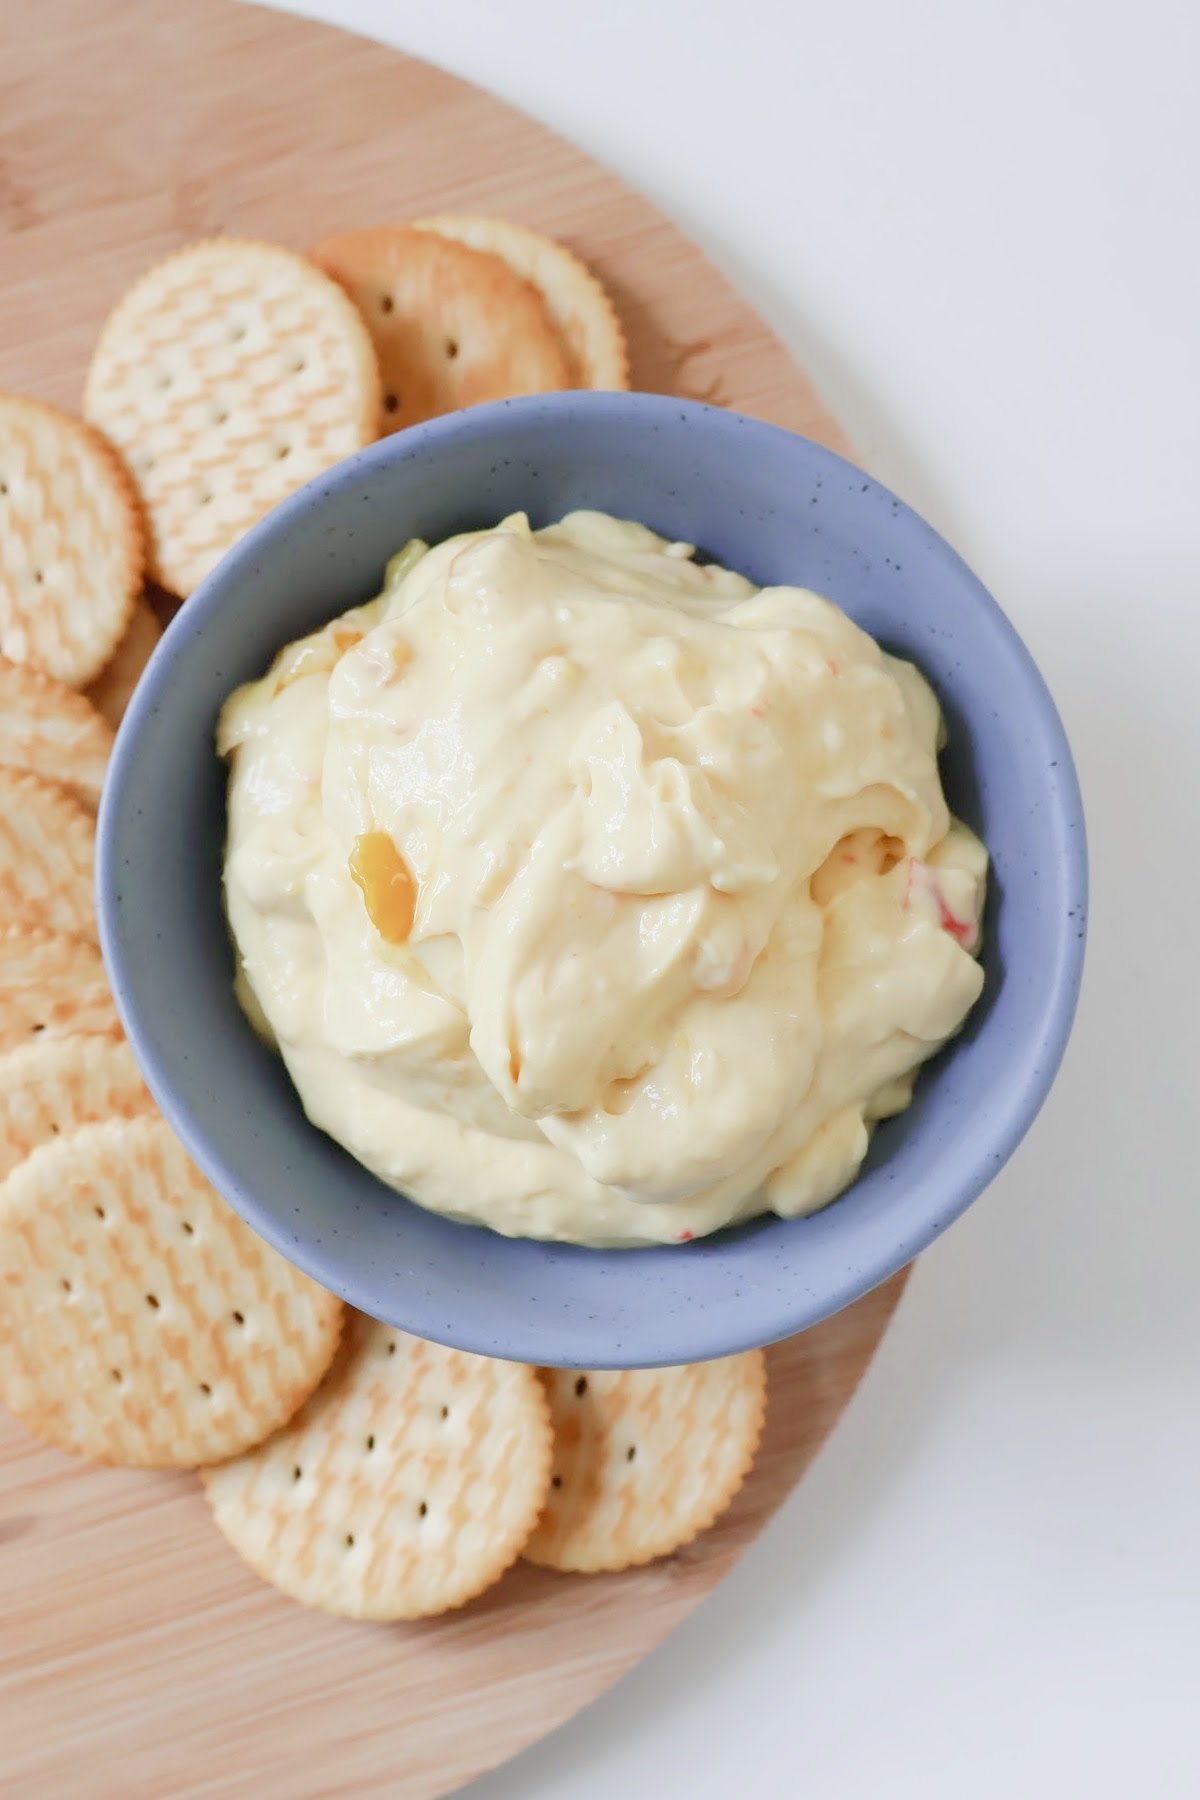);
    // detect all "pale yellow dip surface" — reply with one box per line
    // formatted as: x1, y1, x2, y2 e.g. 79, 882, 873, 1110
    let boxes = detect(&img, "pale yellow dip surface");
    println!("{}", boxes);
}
219, 512, 986, 1246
